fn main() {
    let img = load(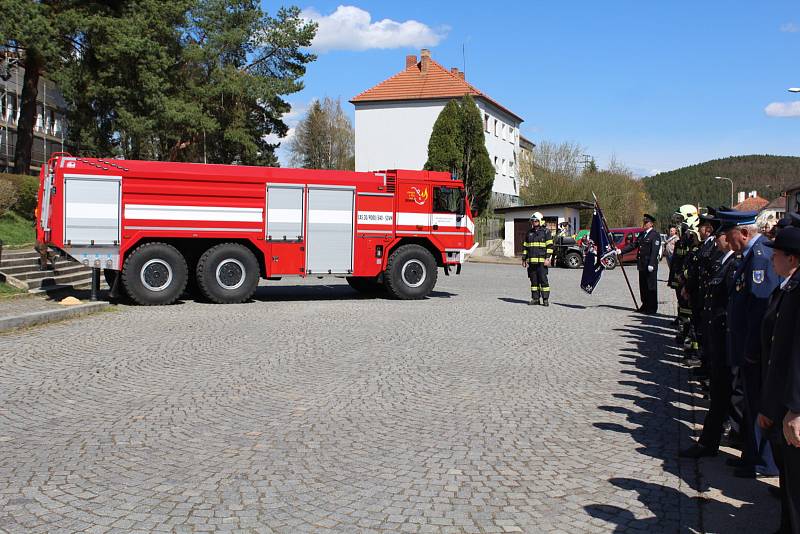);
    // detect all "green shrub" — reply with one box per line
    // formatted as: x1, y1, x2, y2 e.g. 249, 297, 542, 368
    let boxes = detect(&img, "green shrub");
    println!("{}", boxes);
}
2, 173, 39, 220
0, 179, 18, 216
